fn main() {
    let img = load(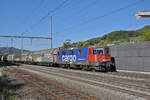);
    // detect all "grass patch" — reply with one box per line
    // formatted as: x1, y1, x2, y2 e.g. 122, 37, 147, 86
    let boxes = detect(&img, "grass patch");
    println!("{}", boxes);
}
0, 75, 15, 100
